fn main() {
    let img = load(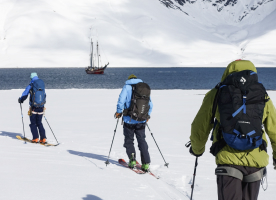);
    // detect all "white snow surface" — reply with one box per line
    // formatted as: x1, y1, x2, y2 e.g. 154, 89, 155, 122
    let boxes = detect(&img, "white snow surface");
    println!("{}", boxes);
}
0, 89, 276, 200
0, 0, 276, 68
